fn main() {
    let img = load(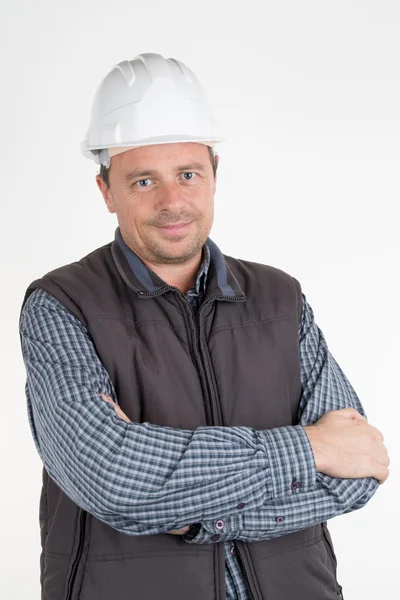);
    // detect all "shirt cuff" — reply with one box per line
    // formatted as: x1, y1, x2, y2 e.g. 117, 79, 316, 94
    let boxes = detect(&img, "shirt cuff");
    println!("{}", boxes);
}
260, 424, 317, 499
183, 424, 317, 545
